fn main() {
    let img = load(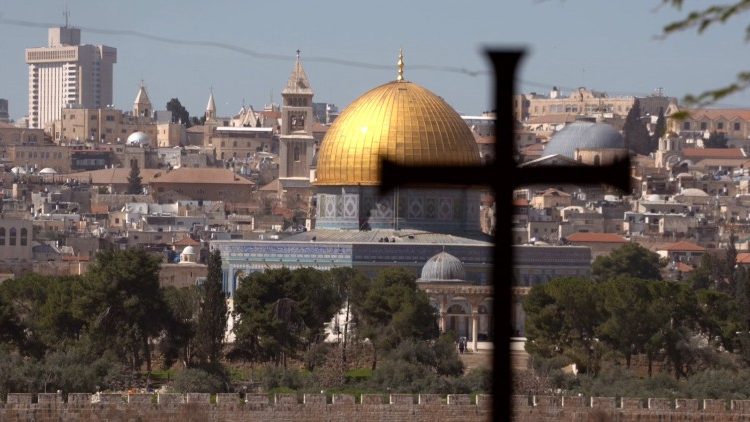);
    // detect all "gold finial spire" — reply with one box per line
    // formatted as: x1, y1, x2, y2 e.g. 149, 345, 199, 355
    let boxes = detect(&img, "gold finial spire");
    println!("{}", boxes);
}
397, 48, 404, 81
